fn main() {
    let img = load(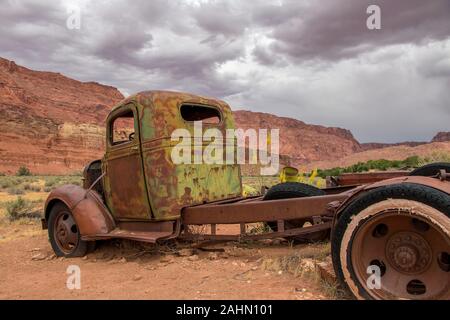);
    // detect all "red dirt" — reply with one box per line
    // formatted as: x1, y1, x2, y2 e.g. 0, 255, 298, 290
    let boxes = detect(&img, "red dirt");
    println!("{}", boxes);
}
0, 223, 330, 300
